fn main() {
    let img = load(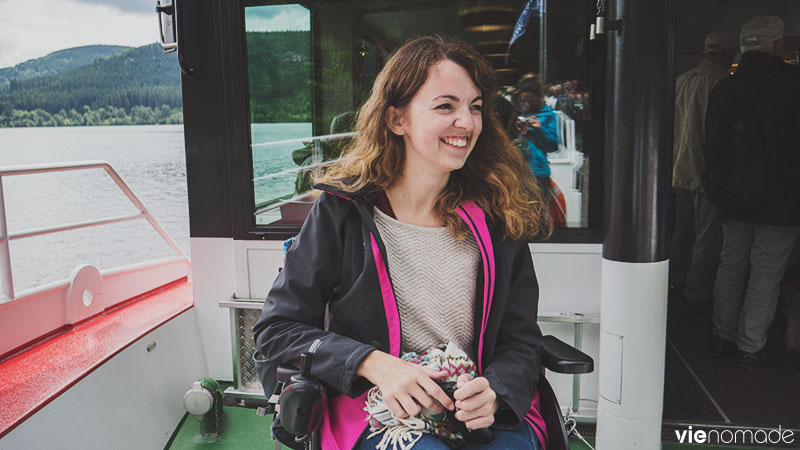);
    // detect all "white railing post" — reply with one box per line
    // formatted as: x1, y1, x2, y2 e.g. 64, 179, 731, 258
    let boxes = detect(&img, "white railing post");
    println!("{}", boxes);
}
0, 176, 15, 302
